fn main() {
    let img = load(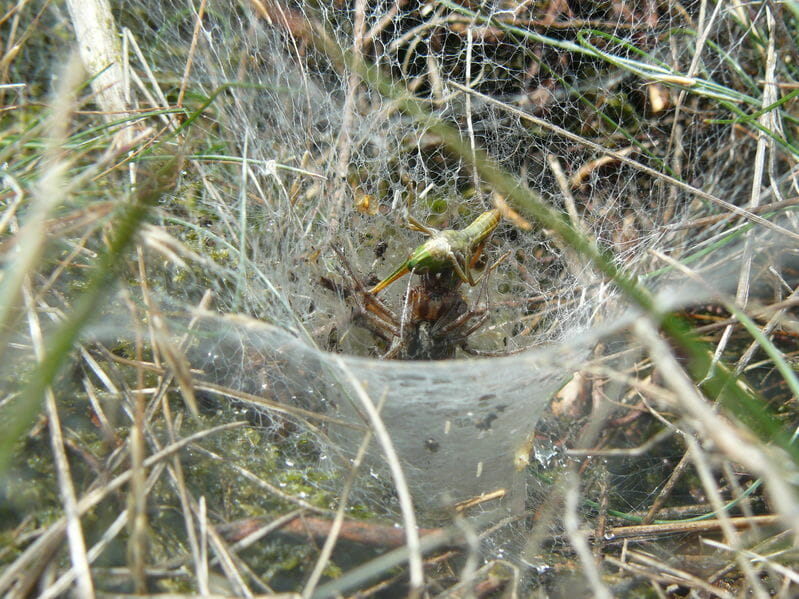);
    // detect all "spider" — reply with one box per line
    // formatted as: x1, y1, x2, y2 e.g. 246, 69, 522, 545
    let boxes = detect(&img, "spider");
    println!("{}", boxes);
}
335, 257, 492, 359
331, 209, 506, 359
372, 270, 492, 359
